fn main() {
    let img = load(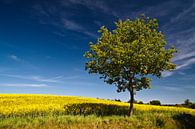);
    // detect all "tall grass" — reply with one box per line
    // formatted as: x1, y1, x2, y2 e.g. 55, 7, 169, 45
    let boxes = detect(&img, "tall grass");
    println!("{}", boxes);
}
0, 113, 179, 129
